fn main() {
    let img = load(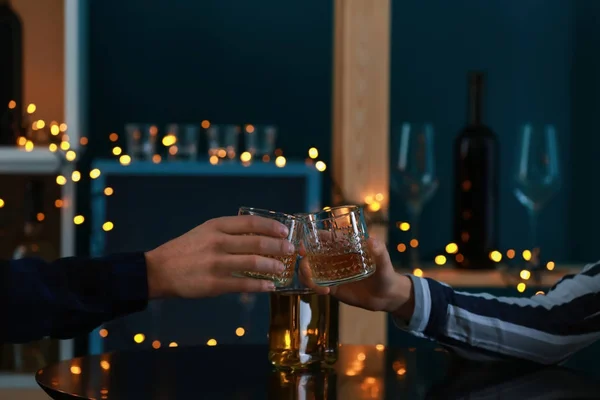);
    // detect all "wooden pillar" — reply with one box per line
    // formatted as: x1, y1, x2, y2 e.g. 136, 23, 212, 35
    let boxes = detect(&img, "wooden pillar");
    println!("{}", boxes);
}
333, 0, 391, 345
